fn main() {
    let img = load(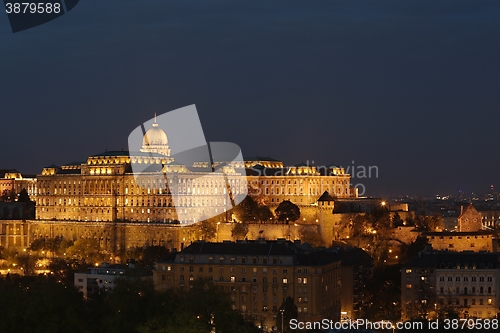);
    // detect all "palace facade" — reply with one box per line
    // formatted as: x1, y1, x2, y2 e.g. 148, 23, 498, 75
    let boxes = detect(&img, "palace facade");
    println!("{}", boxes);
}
33, 119, 356, 224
